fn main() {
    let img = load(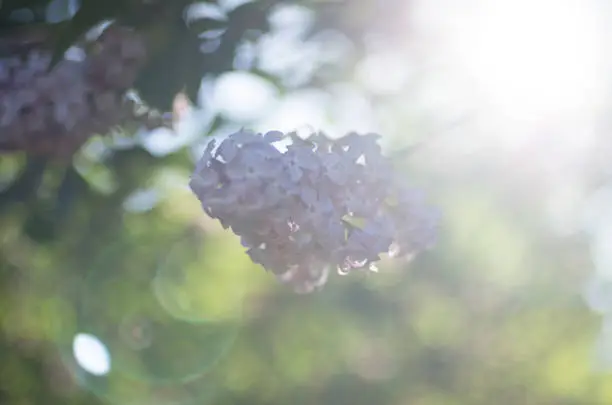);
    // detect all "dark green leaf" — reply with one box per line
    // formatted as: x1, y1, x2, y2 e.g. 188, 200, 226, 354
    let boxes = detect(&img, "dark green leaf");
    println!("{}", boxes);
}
134, 21, 206, 111
206, 114, 225, 136
227, 0, 273, 33
22, 205, 58, 243
186, 17, 228, 36
0, 0, 49, 19
47, 0, 124, 71
0, 157, 47, 209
